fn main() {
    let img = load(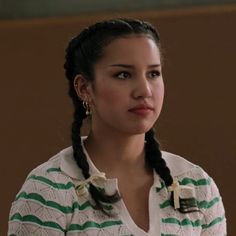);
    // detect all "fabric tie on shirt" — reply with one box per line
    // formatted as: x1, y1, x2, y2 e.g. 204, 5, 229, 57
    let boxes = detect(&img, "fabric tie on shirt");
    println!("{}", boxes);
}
76, 172, 106, 197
